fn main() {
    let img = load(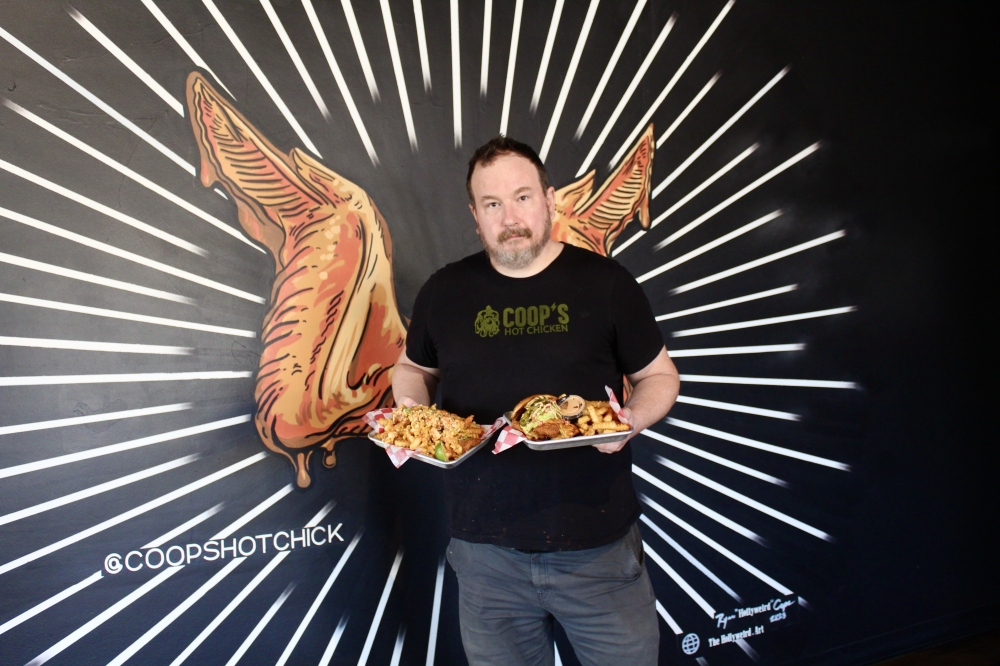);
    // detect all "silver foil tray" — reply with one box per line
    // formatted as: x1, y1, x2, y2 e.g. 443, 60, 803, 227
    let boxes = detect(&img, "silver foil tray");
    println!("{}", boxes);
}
503, 412, 633, 451
368, 432, 488, 468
